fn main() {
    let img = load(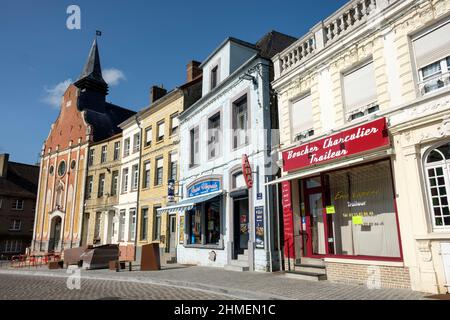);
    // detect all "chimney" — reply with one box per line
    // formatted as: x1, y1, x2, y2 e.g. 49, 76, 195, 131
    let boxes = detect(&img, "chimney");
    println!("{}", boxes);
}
186, 60, 202, 82
150, 85, 167, 104
0, 154, 9, 178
